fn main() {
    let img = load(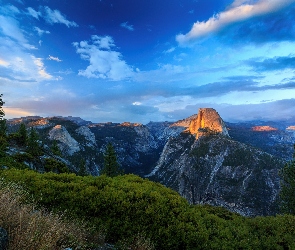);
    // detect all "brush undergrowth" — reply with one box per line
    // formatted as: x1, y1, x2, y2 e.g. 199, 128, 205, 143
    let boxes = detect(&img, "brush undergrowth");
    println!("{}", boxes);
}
0, 180, 100, 250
